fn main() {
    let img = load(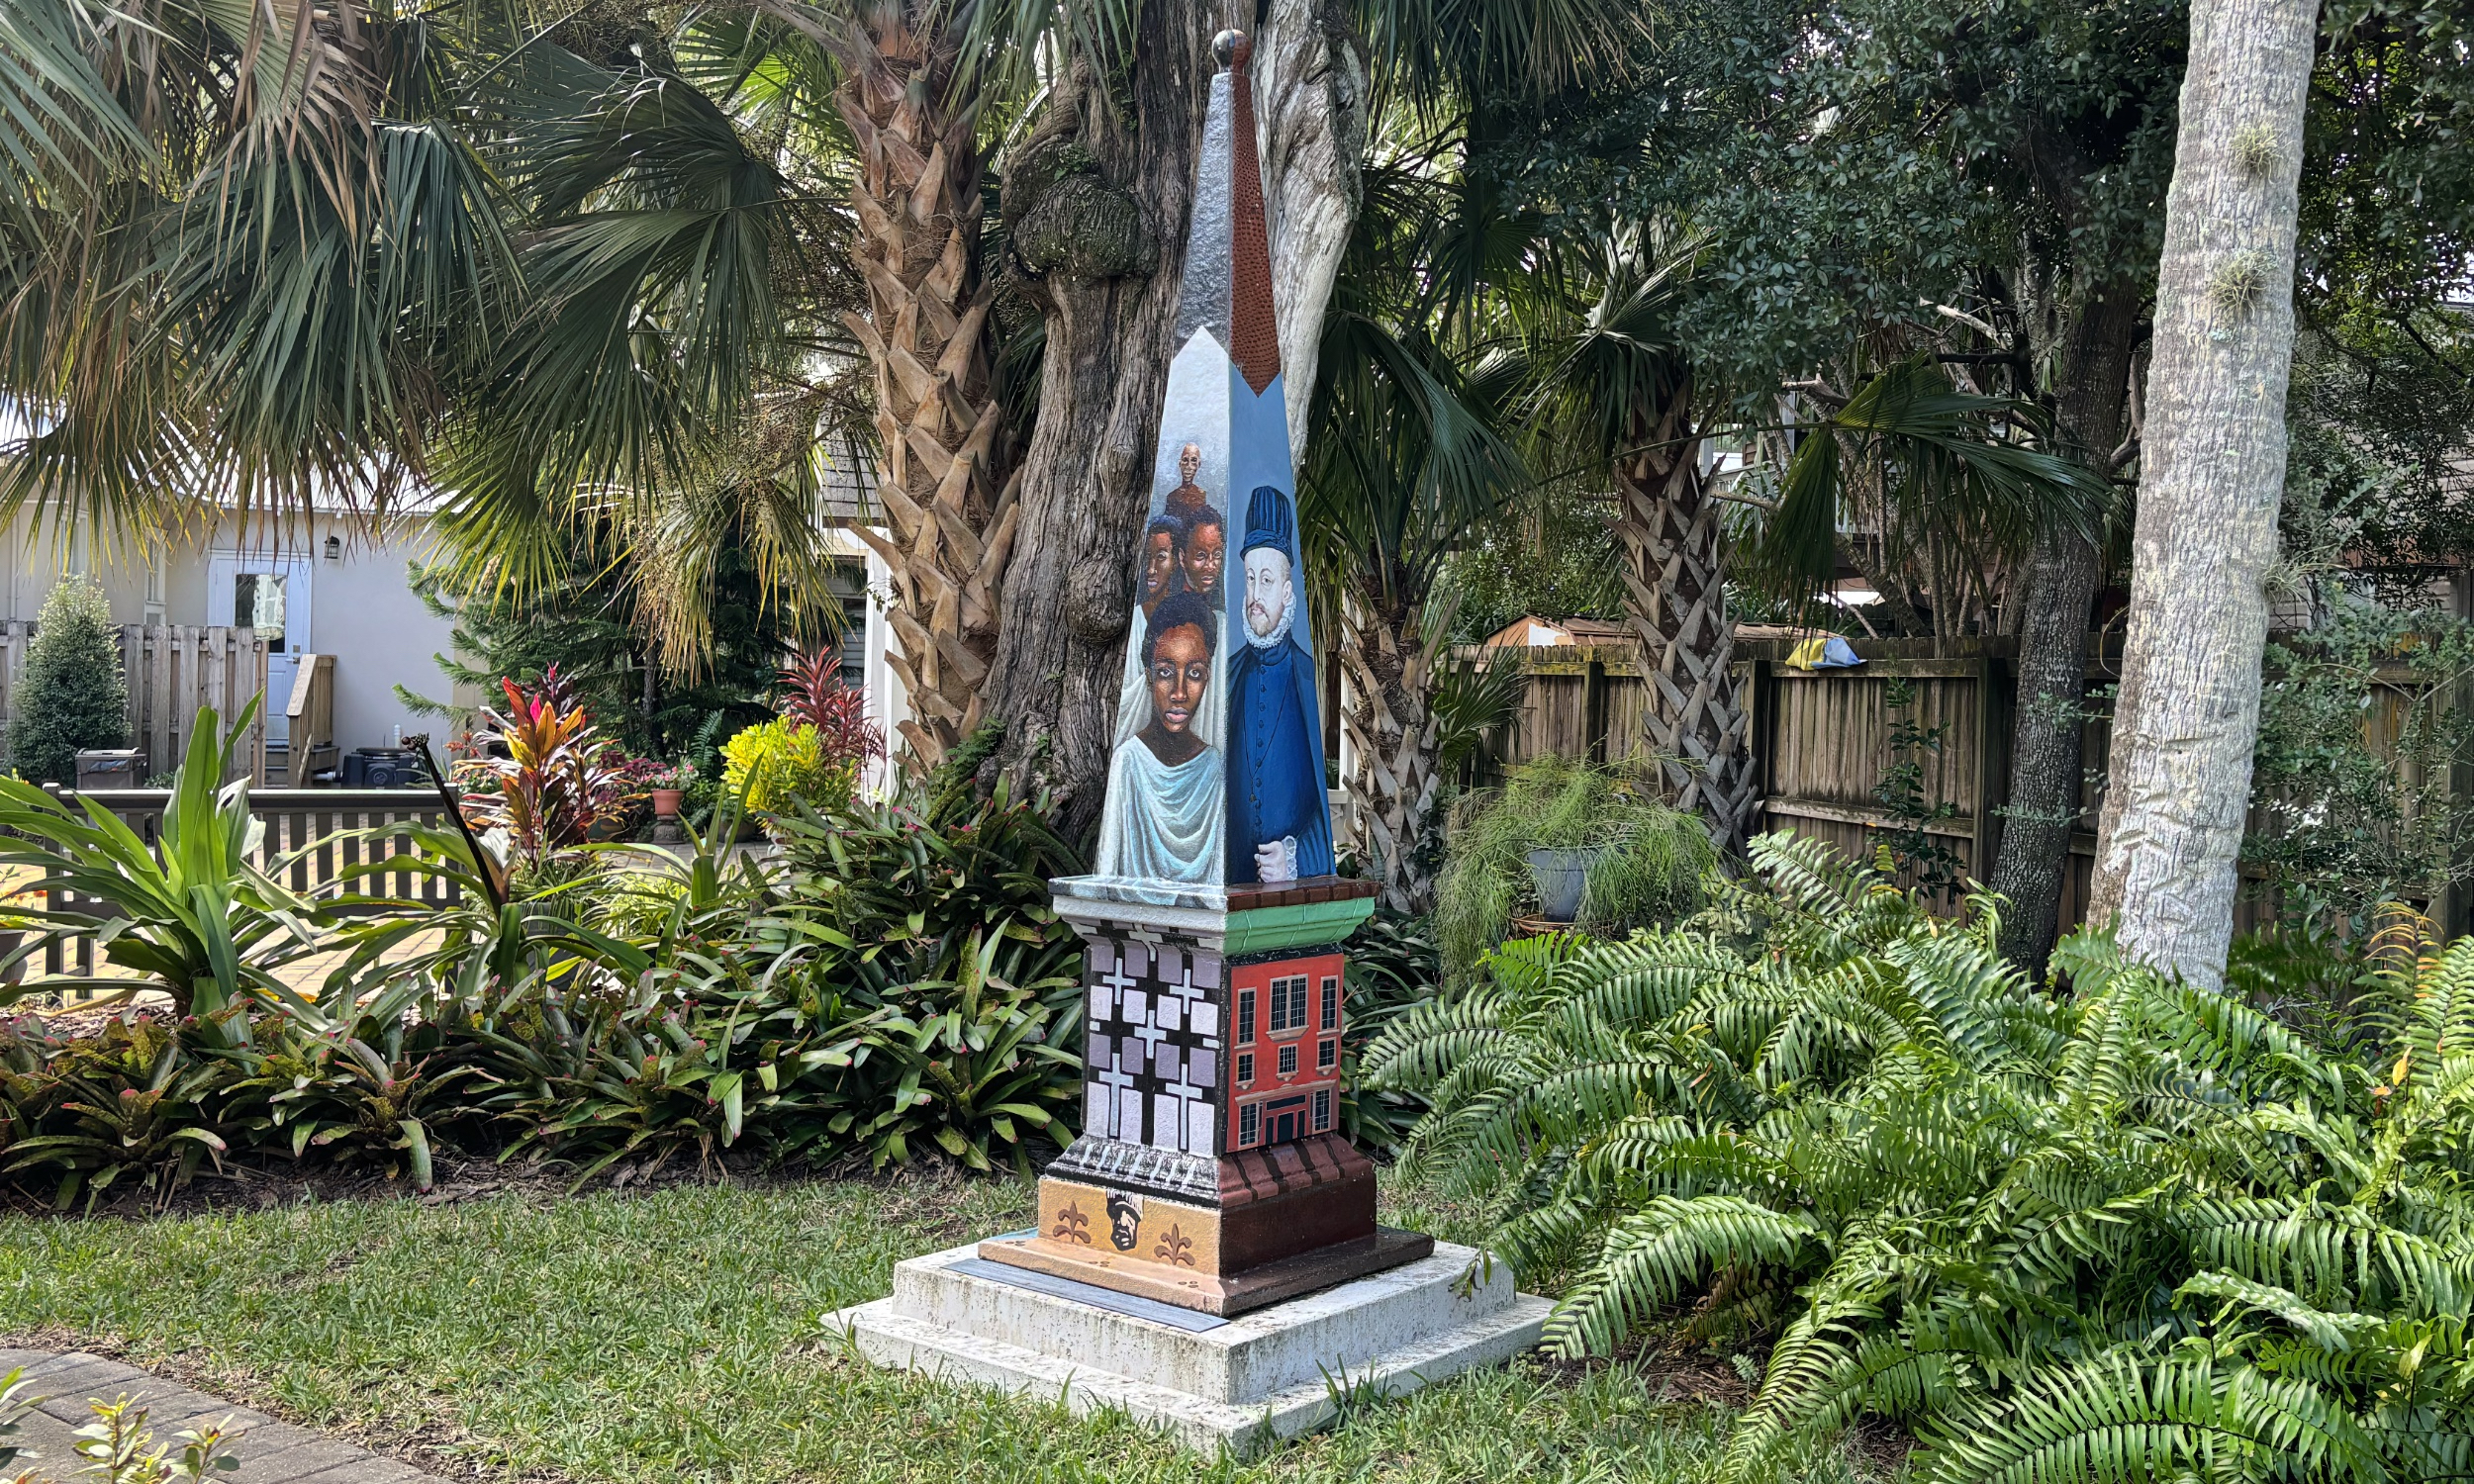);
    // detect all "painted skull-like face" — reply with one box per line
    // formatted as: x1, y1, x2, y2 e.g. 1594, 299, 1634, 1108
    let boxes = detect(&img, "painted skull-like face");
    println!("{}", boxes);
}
1105, 1191, 1141, 1252
1179, 442, 1202, 487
